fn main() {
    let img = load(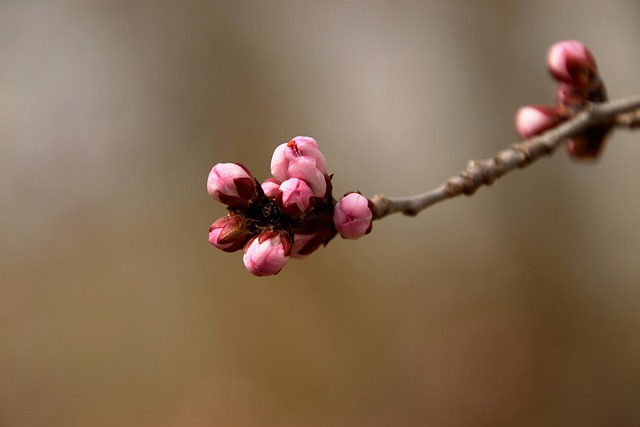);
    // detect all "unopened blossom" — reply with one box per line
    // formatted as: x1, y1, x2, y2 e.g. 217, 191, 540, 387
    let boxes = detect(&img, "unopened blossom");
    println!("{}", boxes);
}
277, 178, 314, 216
207, 163, 257, 208
261, 178, 280, 198
547, 40, 598, 88
243, 231, 291, 276
514, 105, 564, 139
287, 156, 327, 197
208, 215, 251, 252
333, 192, 373, 240
271, 136, 328, 182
